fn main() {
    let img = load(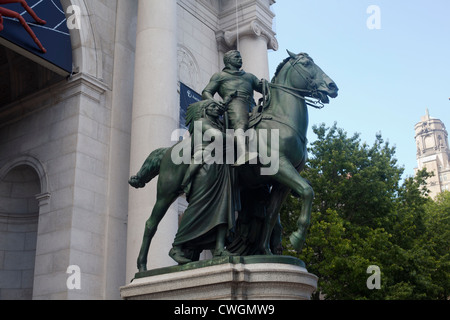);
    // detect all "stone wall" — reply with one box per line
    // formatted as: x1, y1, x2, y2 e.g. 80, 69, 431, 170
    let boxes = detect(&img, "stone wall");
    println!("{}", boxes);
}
0, 0, 136, 299
0, 0, 275, 300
